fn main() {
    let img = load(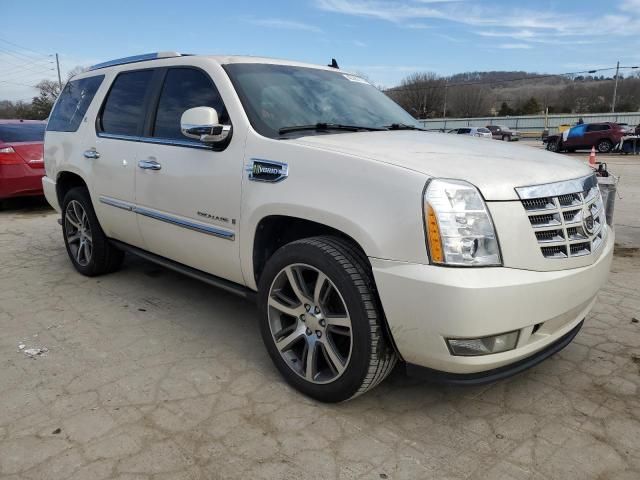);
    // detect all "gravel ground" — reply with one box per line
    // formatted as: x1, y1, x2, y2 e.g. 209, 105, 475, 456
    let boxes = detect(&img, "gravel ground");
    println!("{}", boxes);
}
0, 151, 639, 479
